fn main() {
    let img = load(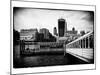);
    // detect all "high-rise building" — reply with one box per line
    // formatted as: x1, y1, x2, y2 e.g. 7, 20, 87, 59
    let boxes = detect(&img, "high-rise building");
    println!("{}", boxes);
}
20, 28, 38, 41
53, 27, 58, 36
64, 27, 78, 41
39, 28, 50, 39
58, 18, 66, 37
